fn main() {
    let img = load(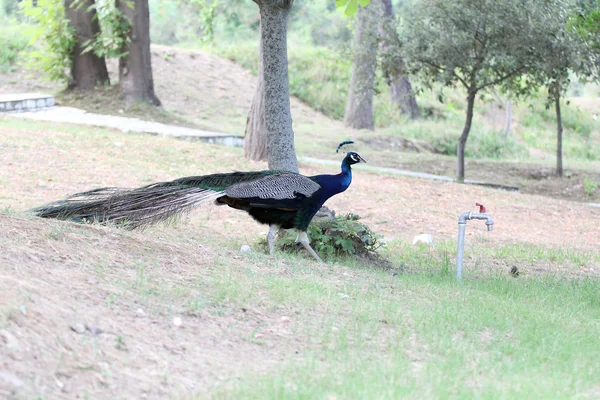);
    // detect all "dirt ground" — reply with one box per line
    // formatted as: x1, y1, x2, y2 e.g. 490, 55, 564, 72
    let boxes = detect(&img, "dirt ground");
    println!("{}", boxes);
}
1, 118, 600, 398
